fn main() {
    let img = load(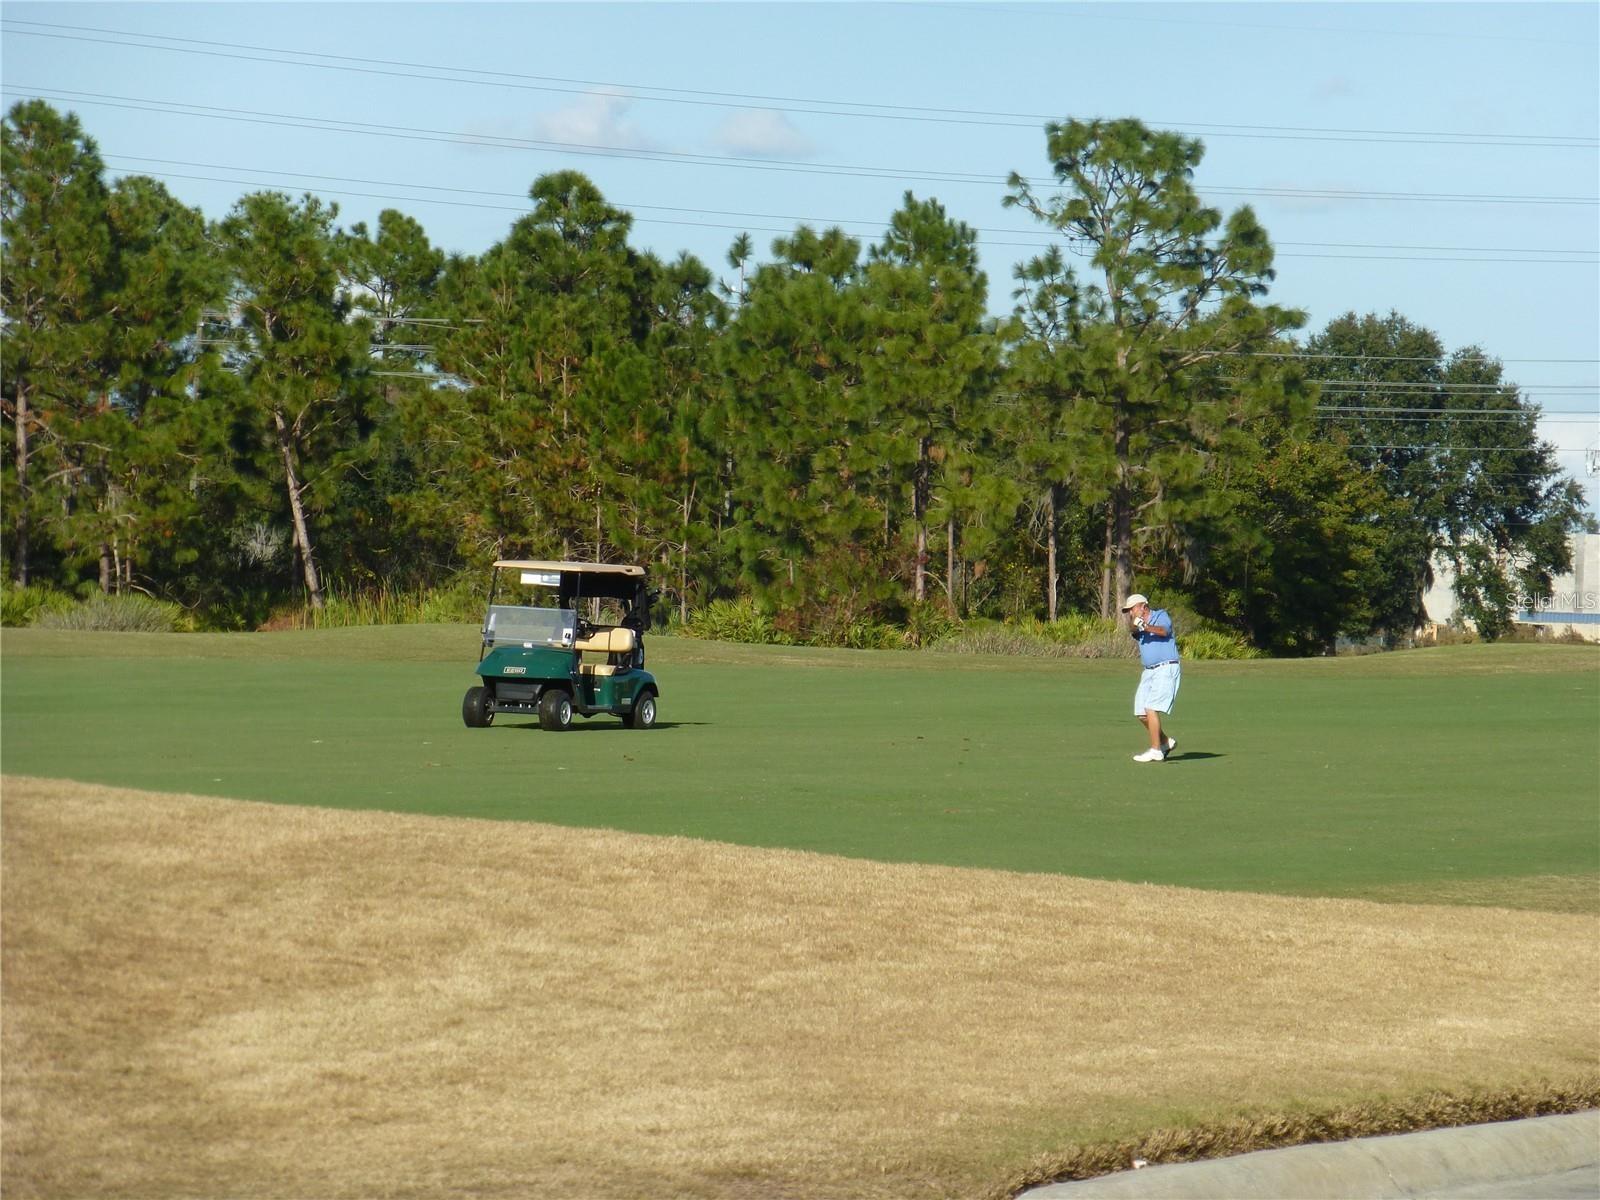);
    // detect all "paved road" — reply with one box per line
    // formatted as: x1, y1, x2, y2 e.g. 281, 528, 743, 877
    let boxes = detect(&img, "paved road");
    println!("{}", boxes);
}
1025, 1112, 1600, 1199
